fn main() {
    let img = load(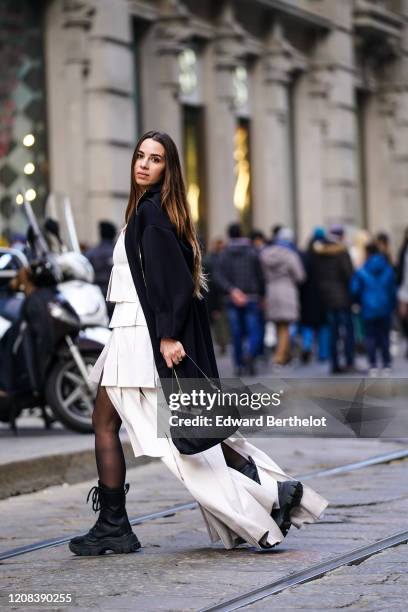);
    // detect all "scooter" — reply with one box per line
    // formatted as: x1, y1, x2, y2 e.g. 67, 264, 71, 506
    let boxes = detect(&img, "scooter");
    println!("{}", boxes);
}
0, 197, 111, 433
0, 248, 104, 433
